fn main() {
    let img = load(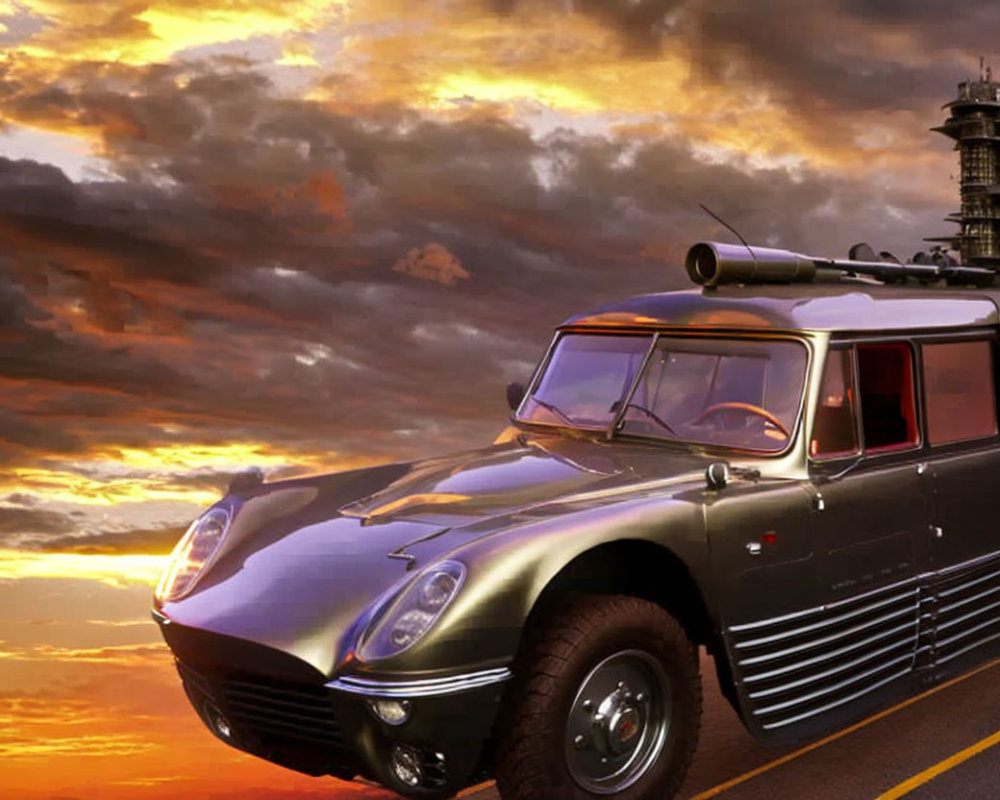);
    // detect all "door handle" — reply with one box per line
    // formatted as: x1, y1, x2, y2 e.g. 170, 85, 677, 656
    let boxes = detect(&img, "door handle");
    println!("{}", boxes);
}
930, 525, 944, 540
